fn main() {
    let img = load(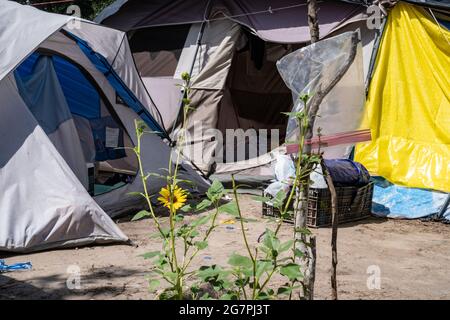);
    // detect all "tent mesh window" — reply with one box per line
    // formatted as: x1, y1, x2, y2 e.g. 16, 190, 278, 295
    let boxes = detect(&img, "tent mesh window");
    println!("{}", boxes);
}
129, 24, 191, 77
218, 30, 301, 162
15, 52, 139, 196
